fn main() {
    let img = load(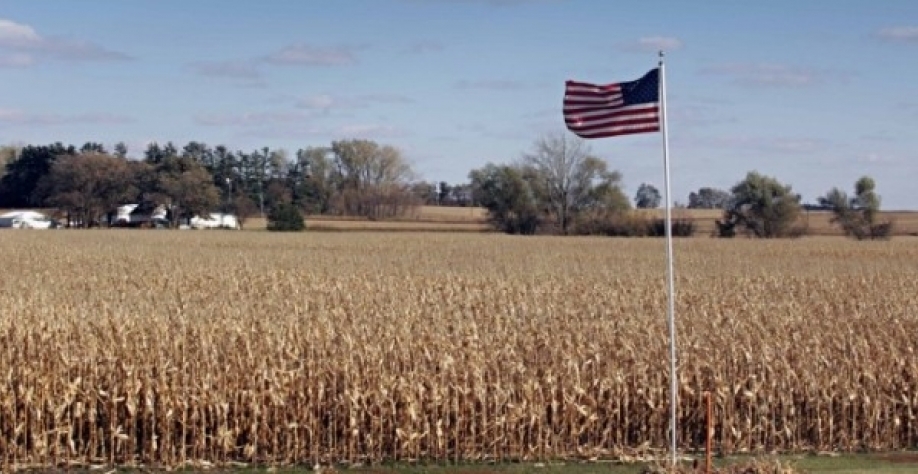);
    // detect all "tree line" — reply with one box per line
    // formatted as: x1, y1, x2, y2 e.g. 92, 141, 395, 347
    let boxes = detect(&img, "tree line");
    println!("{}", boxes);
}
0, 131, 894, 239
464, 132, 893, 240
0, 139, 458, 228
